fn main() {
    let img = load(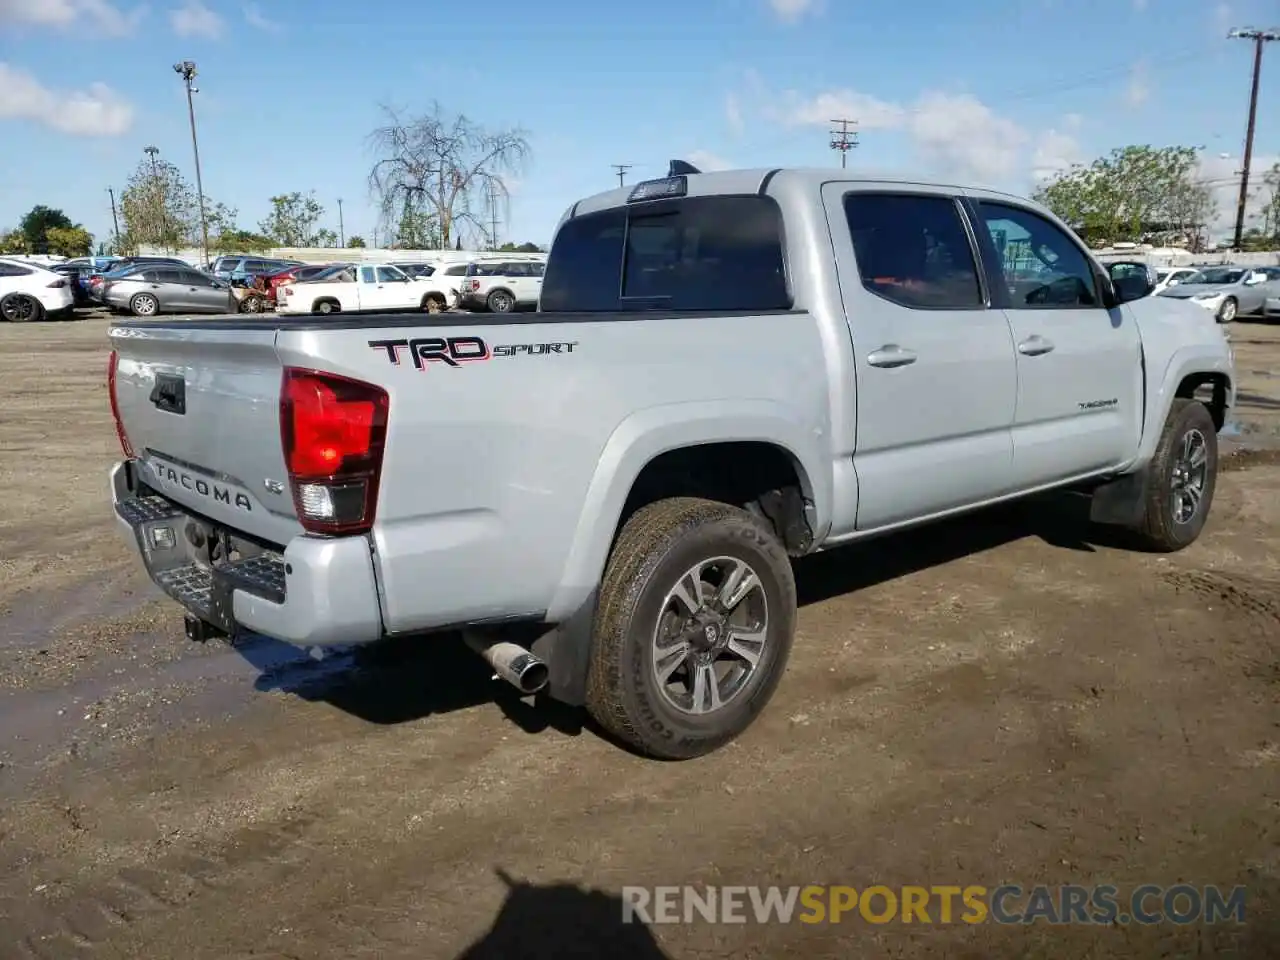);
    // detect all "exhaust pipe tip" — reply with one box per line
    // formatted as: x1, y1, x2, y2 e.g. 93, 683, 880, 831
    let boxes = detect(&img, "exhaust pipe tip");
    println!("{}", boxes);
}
464, 632, 550, 695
